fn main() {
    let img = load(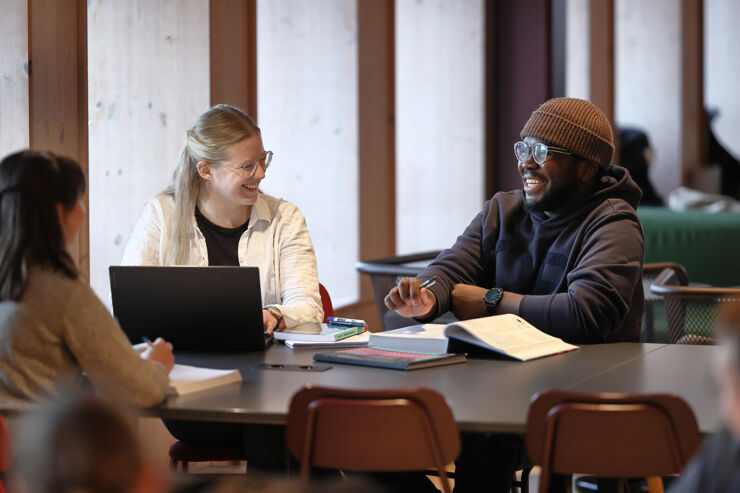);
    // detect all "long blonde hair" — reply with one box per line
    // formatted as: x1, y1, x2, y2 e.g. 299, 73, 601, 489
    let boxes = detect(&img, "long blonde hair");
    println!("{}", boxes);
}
164, 104, 260, 265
